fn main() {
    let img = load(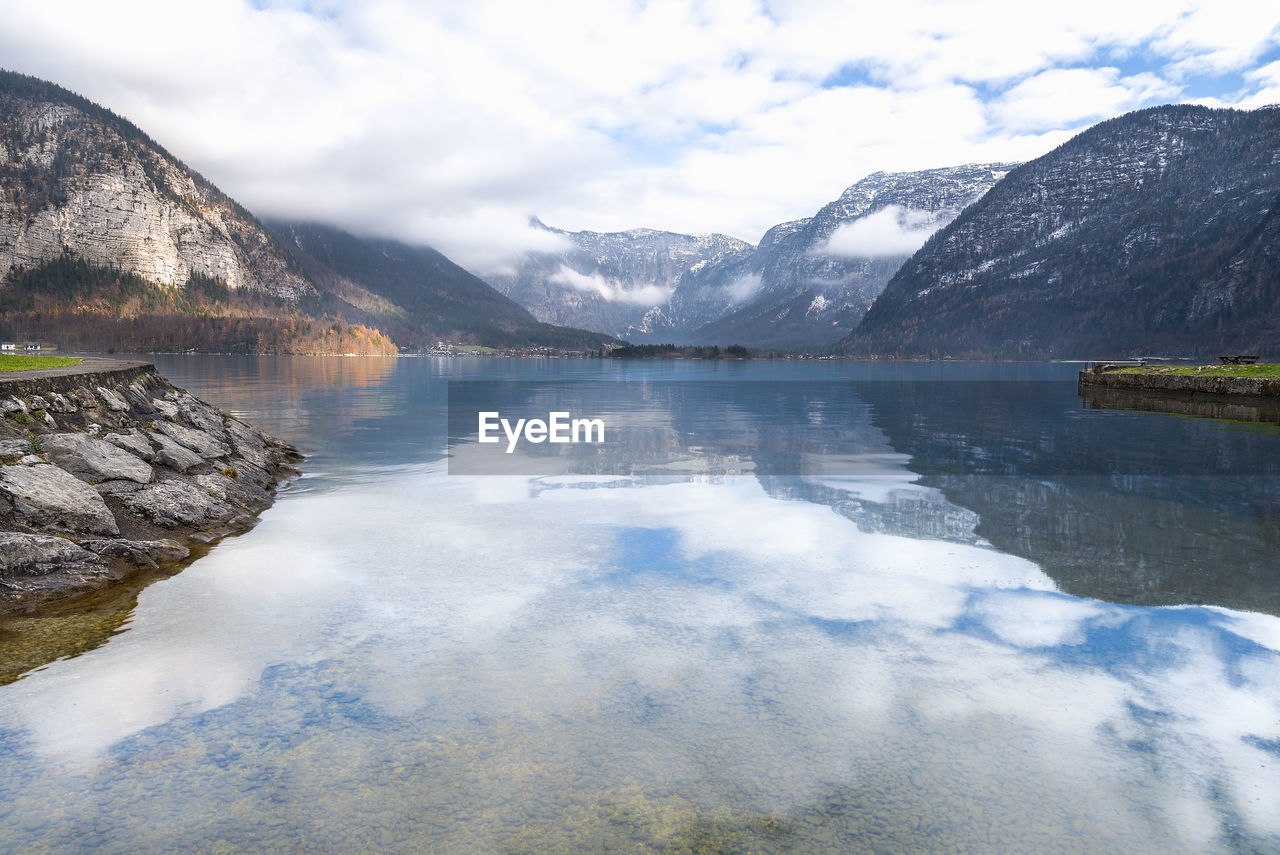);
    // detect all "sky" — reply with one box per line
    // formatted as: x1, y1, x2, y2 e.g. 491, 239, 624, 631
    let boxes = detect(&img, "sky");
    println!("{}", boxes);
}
1, 0, 1279, 272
